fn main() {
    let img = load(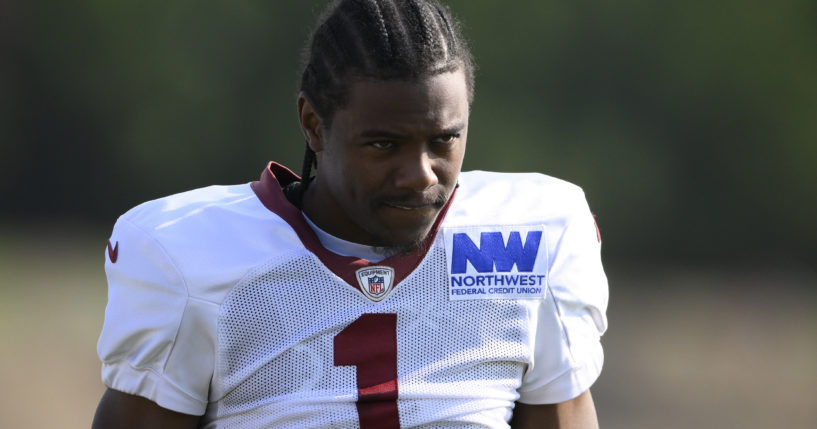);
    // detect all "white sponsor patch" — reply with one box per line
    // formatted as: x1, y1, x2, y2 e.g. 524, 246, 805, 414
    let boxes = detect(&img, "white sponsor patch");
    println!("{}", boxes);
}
356, 266, 395, 302
443, 226, 548, 300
